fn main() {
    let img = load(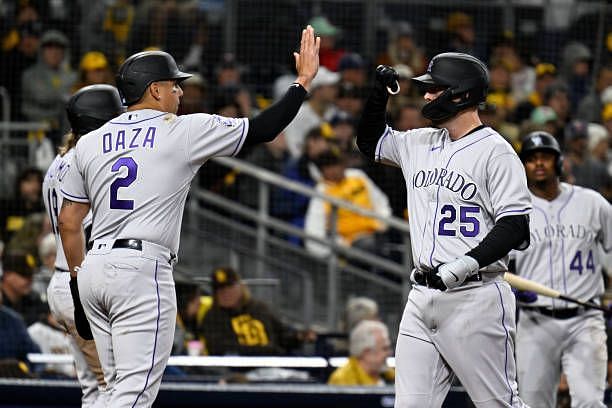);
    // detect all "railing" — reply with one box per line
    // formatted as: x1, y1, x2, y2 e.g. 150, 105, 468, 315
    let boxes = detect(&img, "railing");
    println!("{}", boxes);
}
186, 156, 413, 330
